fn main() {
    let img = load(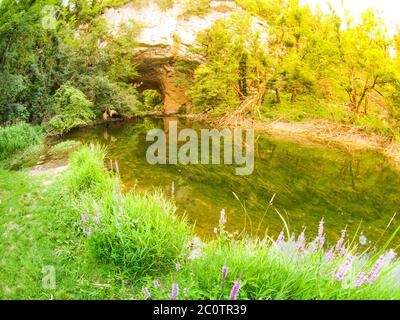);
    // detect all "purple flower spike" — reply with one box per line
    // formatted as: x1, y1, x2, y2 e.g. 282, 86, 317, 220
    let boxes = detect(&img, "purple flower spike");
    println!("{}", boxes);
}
81, 214, 88, 223
355, 272, 368, 288
169, 282, 179, 300
176, 262, 181, 272
334, 255, 354, 281
219, 209, 227, 226
222, 265, 229, 280
296, 231, 306, 252
276, 231, 284, 246
229, 280, 242, 300
214, 227, 218, 235
368, 254, 385, 284
142, 287, 151, 299
85, 228, 92, 237
335, 230, 347, 254
317, 219, 325, 248
154, 280, 161, 289
171, 181, 175, 199
109, 159, 113, 171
